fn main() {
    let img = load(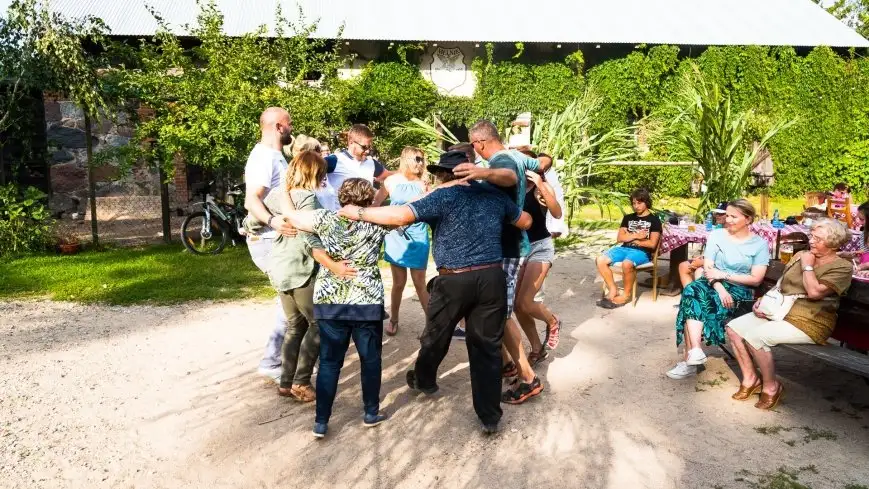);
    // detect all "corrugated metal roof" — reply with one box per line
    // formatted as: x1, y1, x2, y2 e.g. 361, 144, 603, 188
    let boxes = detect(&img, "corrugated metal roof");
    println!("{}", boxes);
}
3, 0, 868, 47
